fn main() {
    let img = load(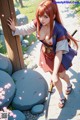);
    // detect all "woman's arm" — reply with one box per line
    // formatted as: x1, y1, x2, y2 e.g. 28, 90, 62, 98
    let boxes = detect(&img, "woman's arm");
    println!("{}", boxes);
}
53, 50, 63, 74
51, 50, 63, 82
7, 18, 37, 36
